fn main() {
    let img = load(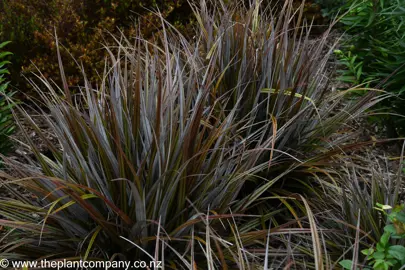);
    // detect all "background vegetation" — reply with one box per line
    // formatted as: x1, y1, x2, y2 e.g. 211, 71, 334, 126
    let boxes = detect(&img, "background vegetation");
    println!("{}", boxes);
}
0, 0, 194, 93
0, 41, 14, 164
317, 0, 405, 136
